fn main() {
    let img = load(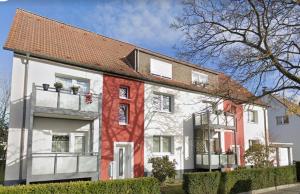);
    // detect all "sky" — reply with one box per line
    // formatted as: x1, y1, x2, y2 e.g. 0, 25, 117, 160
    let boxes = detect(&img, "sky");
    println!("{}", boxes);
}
0, 0, 187, 81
